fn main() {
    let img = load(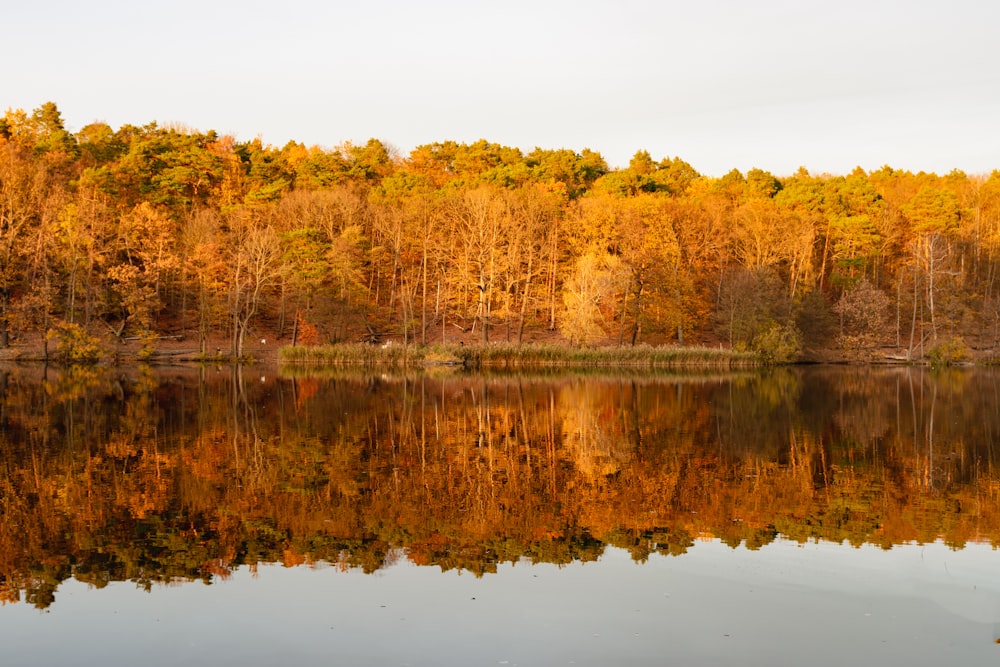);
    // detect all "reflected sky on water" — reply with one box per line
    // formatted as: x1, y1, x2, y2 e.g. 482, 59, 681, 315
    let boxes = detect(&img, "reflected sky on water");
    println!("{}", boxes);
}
4, 539, 1000, 667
